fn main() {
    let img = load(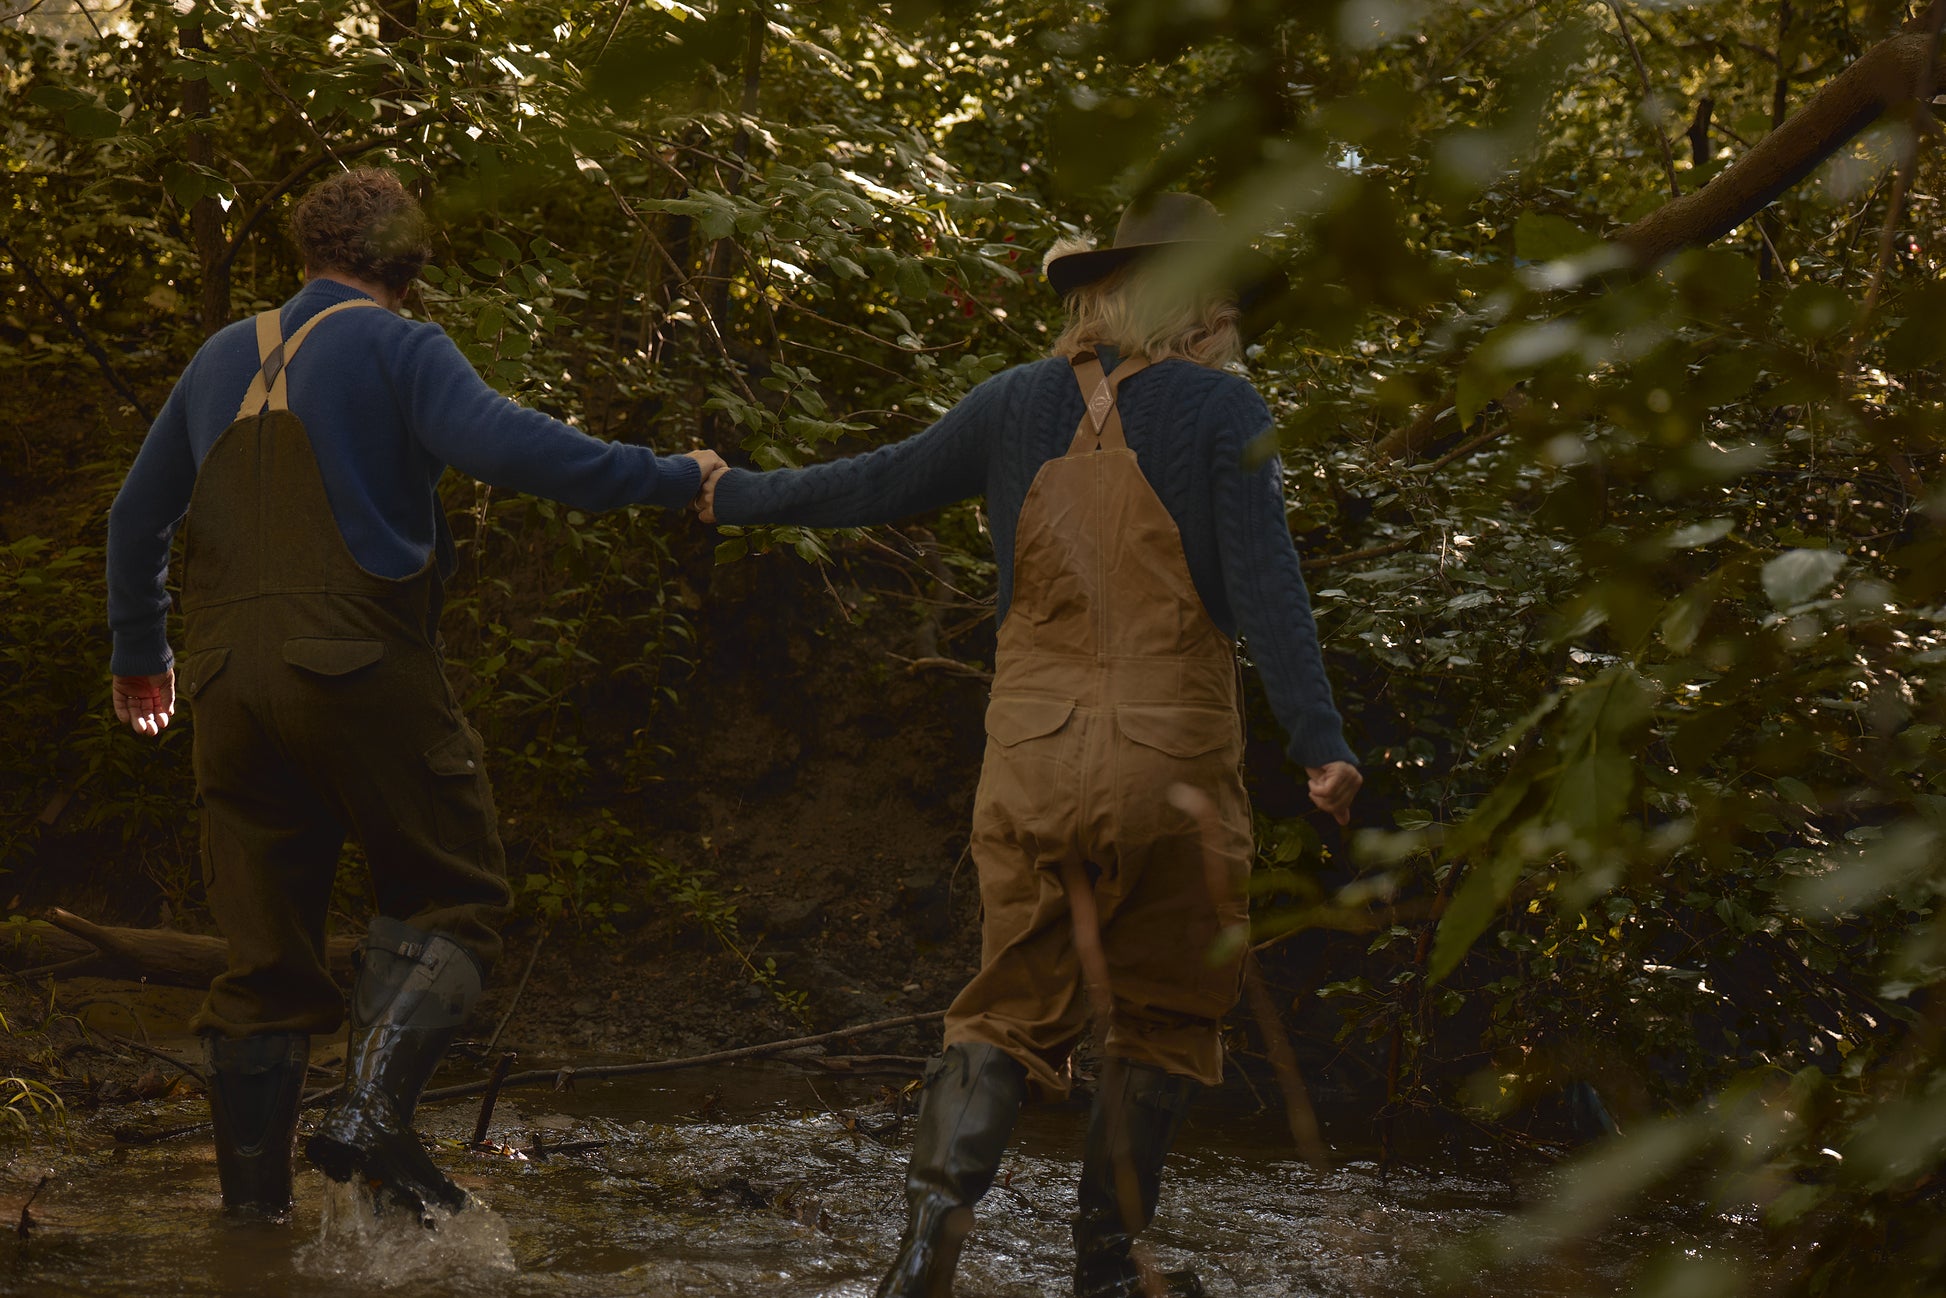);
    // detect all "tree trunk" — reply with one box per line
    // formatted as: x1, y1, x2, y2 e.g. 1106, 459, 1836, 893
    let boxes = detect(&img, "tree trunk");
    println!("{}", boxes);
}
181, 24, 229, 337
1374, 23, 1946, 463
705, 2, 768, 334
